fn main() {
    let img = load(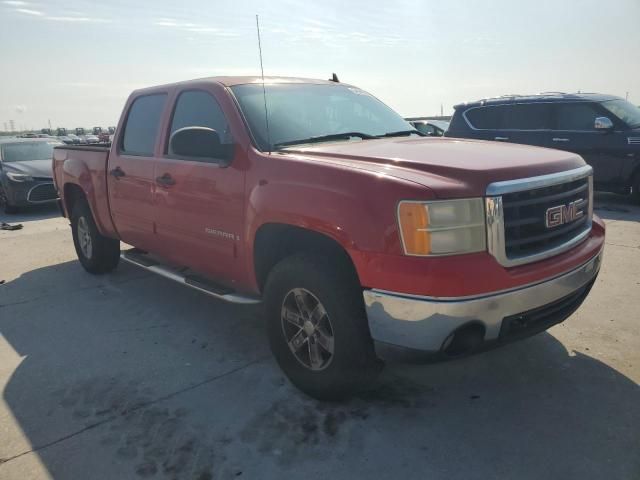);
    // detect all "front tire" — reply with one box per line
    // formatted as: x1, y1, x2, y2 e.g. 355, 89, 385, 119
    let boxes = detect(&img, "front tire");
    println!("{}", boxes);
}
71, 200, 120, 274
0, 186, 18, 214
632, 172, 640, 204
264, 253, 381, 400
